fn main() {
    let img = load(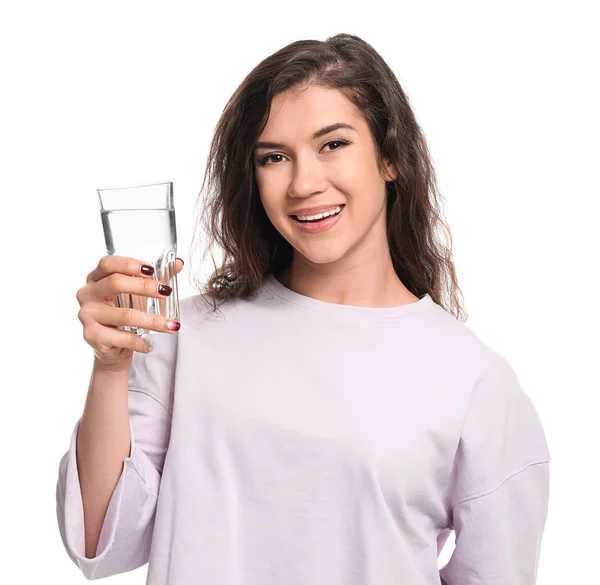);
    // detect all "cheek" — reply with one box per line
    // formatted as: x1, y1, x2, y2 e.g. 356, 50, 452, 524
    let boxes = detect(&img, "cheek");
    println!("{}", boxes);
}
258, 191, 286, 229
255, 176, 271, 205
336, 149, 378, 192
256, 175, 292, 224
